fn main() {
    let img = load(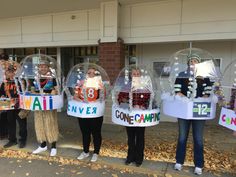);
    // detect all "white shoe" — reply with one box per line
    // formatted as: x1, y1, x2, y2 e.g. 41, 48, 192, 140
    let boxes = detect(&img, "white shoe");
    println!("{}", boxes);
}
32, 146, 47, 154
50, 148, 57, 157
174, 163, 182, 171
194, 167, 202, 175
90, 153, 98, 162
77, 152, 89, 160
